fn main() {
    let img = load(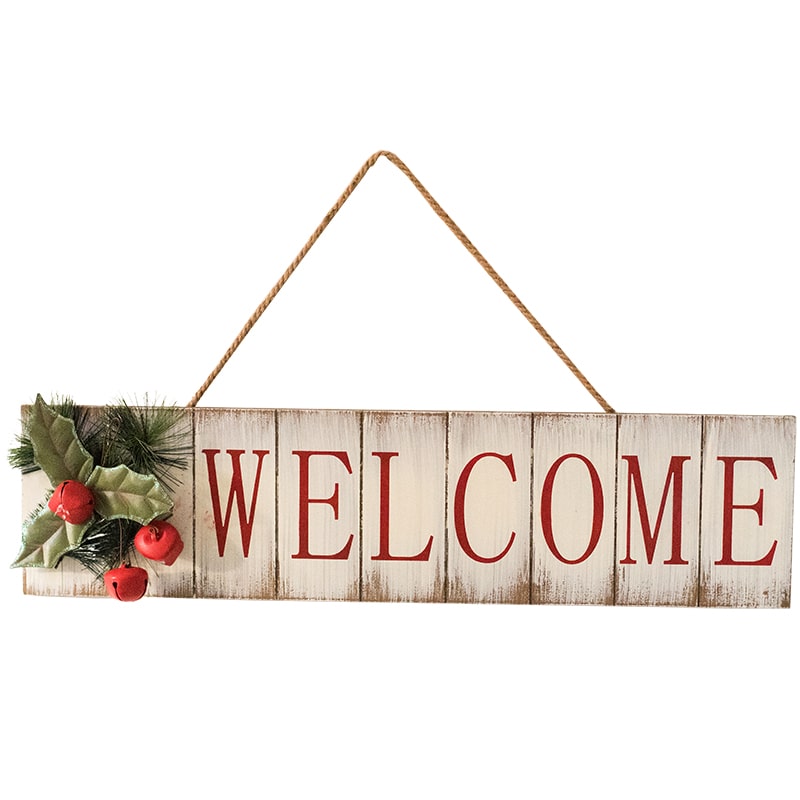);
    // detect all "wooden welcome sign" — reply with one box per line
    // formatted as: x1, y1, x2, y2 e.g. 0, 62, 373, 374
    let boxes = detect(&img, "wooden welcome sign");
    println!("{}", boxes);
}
14, 153, 795, 607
